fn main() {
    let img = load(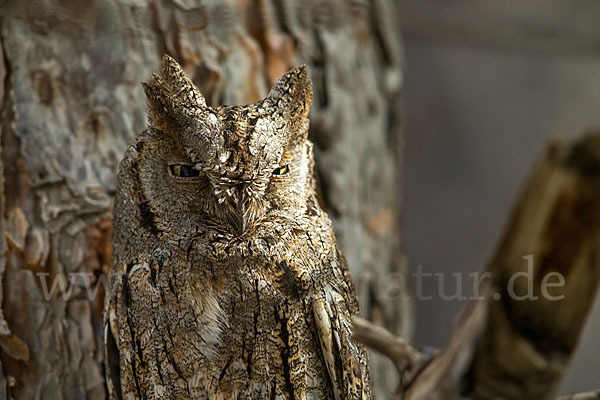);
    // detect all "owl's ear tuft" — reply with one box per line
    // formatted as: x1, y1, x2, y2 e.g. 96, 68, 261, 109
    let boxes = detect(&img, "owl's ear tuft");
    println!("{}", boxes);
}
142, 55, 207, 132
141, 76, 175, 133
159, 55, 207, 107
268, 65, 313, 125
